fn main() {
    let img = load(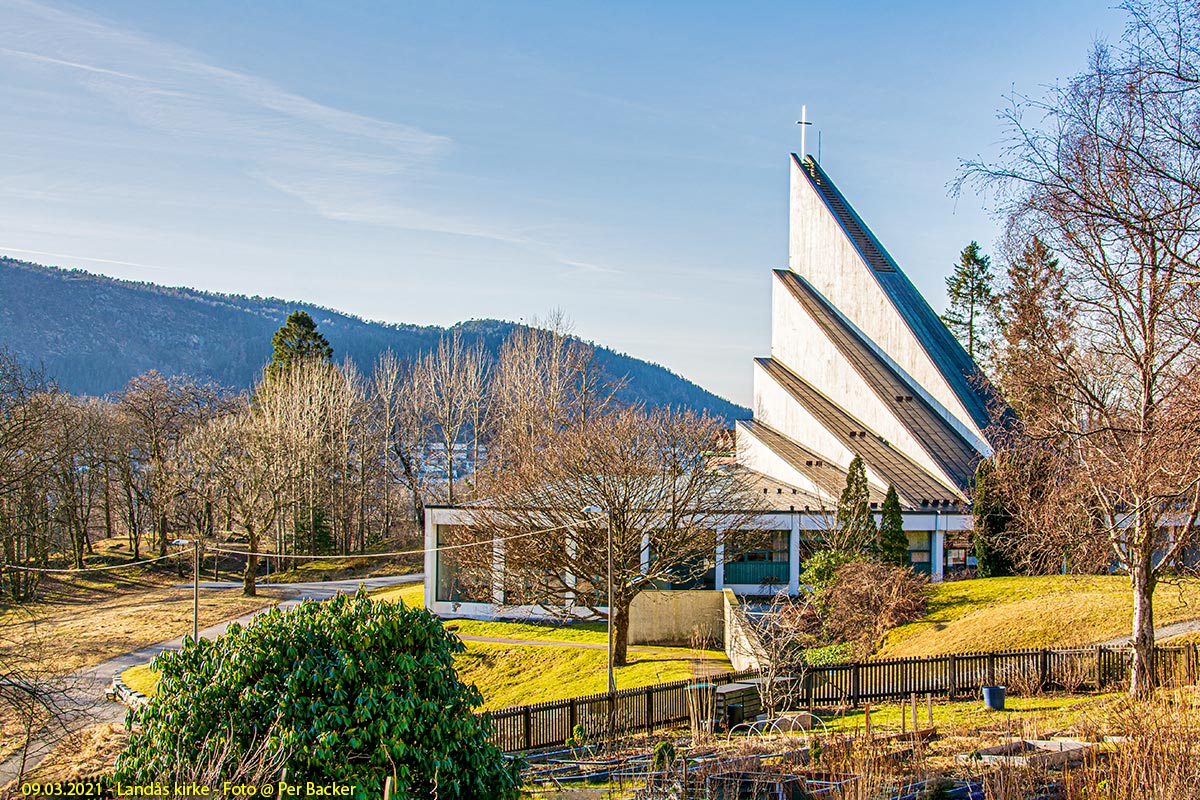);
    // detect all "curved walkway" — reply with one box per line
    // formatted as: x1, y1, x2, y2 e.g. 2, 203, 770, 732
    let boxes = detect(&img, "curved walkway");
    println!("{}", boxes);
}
0, 574, 421, 792
1094, 617, 1200, 648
